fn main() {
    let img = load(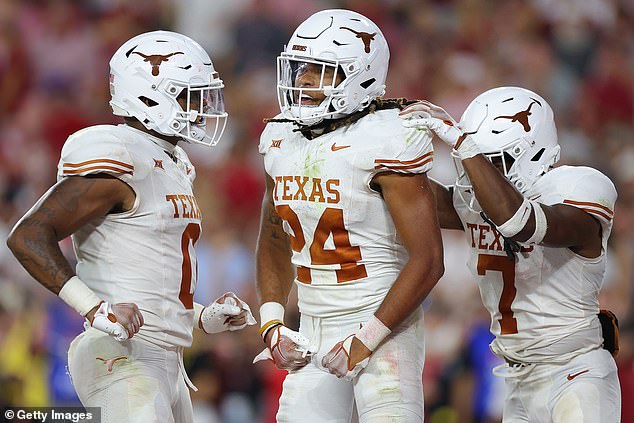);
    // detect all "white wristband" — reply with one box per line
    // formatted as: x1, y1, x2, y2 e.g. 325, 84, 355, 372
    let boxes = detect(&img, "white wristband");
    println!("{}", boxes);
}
193, 302, 205, 331
259, 302, 285, 326
455, 135, 480, 160
355, 315, 391, 352
525, 201, 548, 244
496, 198, 533, 238
259, 302, 285, 339
58, 276, 102, 317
